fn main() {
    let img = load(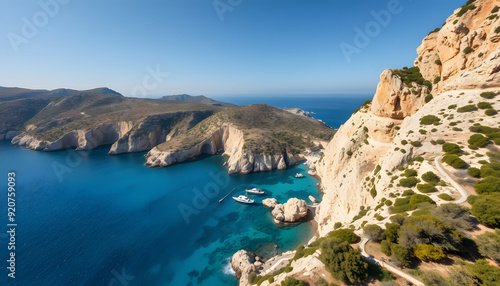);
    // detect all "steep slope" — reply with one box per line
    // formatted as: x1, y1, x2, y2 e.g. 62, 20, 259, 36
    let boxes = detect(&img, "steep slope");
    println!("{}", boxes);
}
161, 94, 236, 107
9, 91, 222, 153
146, 104, 335, 174
315, 0, 500, 236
